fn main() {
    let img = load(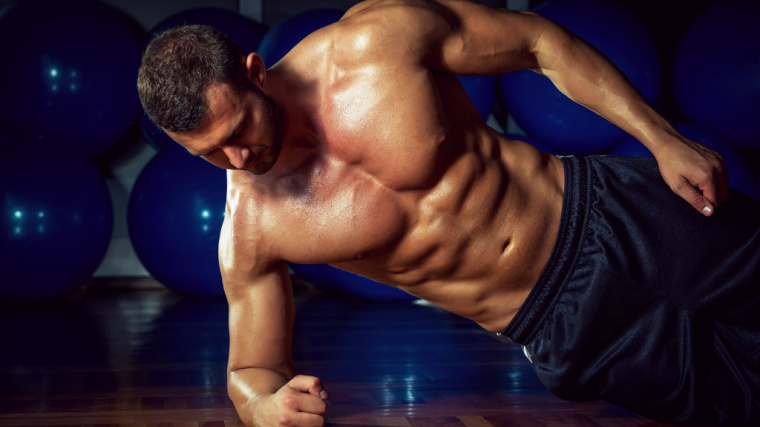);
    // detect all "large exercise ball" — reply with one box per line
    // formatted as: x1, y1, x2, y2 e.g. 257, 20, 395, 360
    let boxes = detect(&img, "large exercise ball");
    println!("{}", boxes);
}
0, 0, 143, 156
607, 135, 652, 158
499, 0, 661, 154
288, 263, 343, 291
149, 7, 266, 55
140, 114, 176, 151
672, 0, 760, 150
609, 123, 757, 198
258, 9, 345, 66
324, 265, 417, 303
0, 139, 113, 302
456, 75, 497, 121
128, 149, 227, 297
